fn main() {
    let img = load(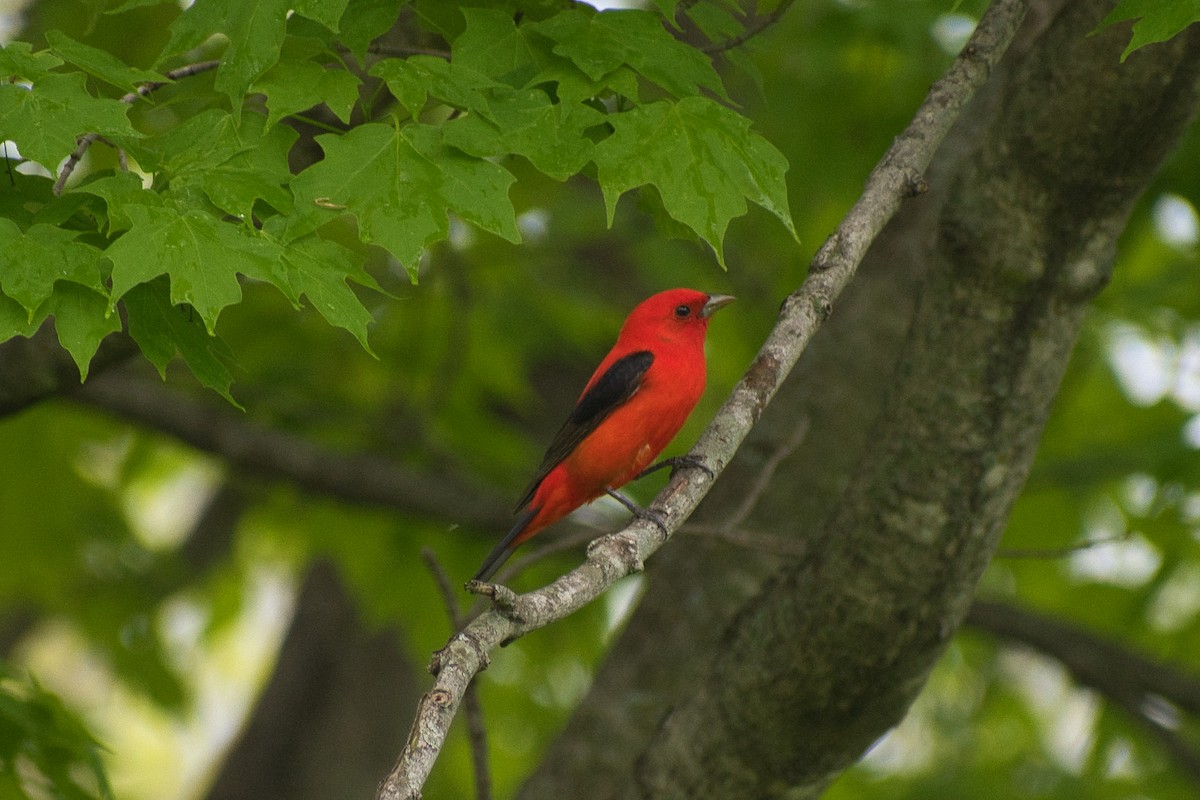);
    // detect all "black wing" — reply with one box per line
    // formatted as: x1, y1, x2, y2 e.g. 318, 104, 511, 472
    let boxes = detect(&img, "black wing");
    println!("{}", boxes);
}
513, 349, 654, 511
